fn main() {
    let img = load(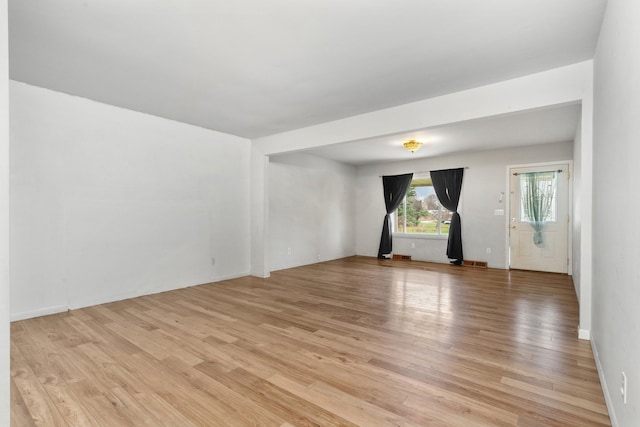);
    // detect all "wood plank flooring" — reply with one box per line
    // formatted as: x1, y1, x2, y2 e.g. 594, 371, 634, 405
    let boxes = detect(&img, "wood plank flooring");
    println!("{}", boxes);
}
11, 256, 610, 426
